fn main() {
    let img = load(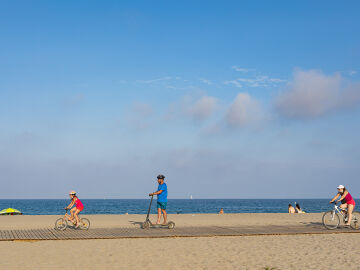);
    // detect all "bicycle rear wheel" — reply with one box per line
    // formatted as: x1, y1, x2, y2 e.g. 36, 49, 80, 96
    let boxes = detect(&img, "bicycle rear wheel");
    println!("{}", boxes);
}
322, 211, 340, 230
79, 218, 90, 230
55, 218, 68, 231
350, 211, 360, 230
